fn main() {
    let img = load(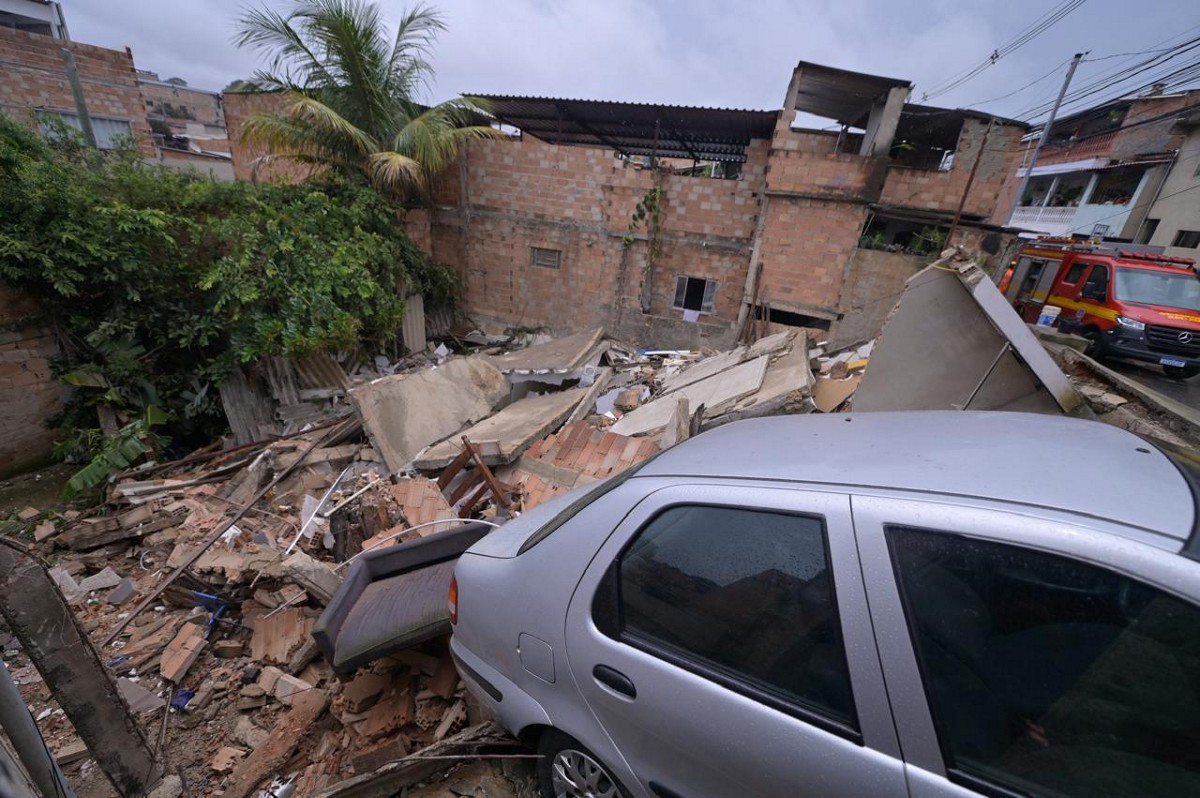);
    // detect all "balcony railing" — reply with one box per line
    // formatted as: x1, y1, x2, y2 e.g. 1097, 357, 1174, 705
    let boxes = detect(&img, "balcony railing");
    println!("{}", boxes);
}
1009, 205, 1078, 234
1027, 131, 1118, 167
